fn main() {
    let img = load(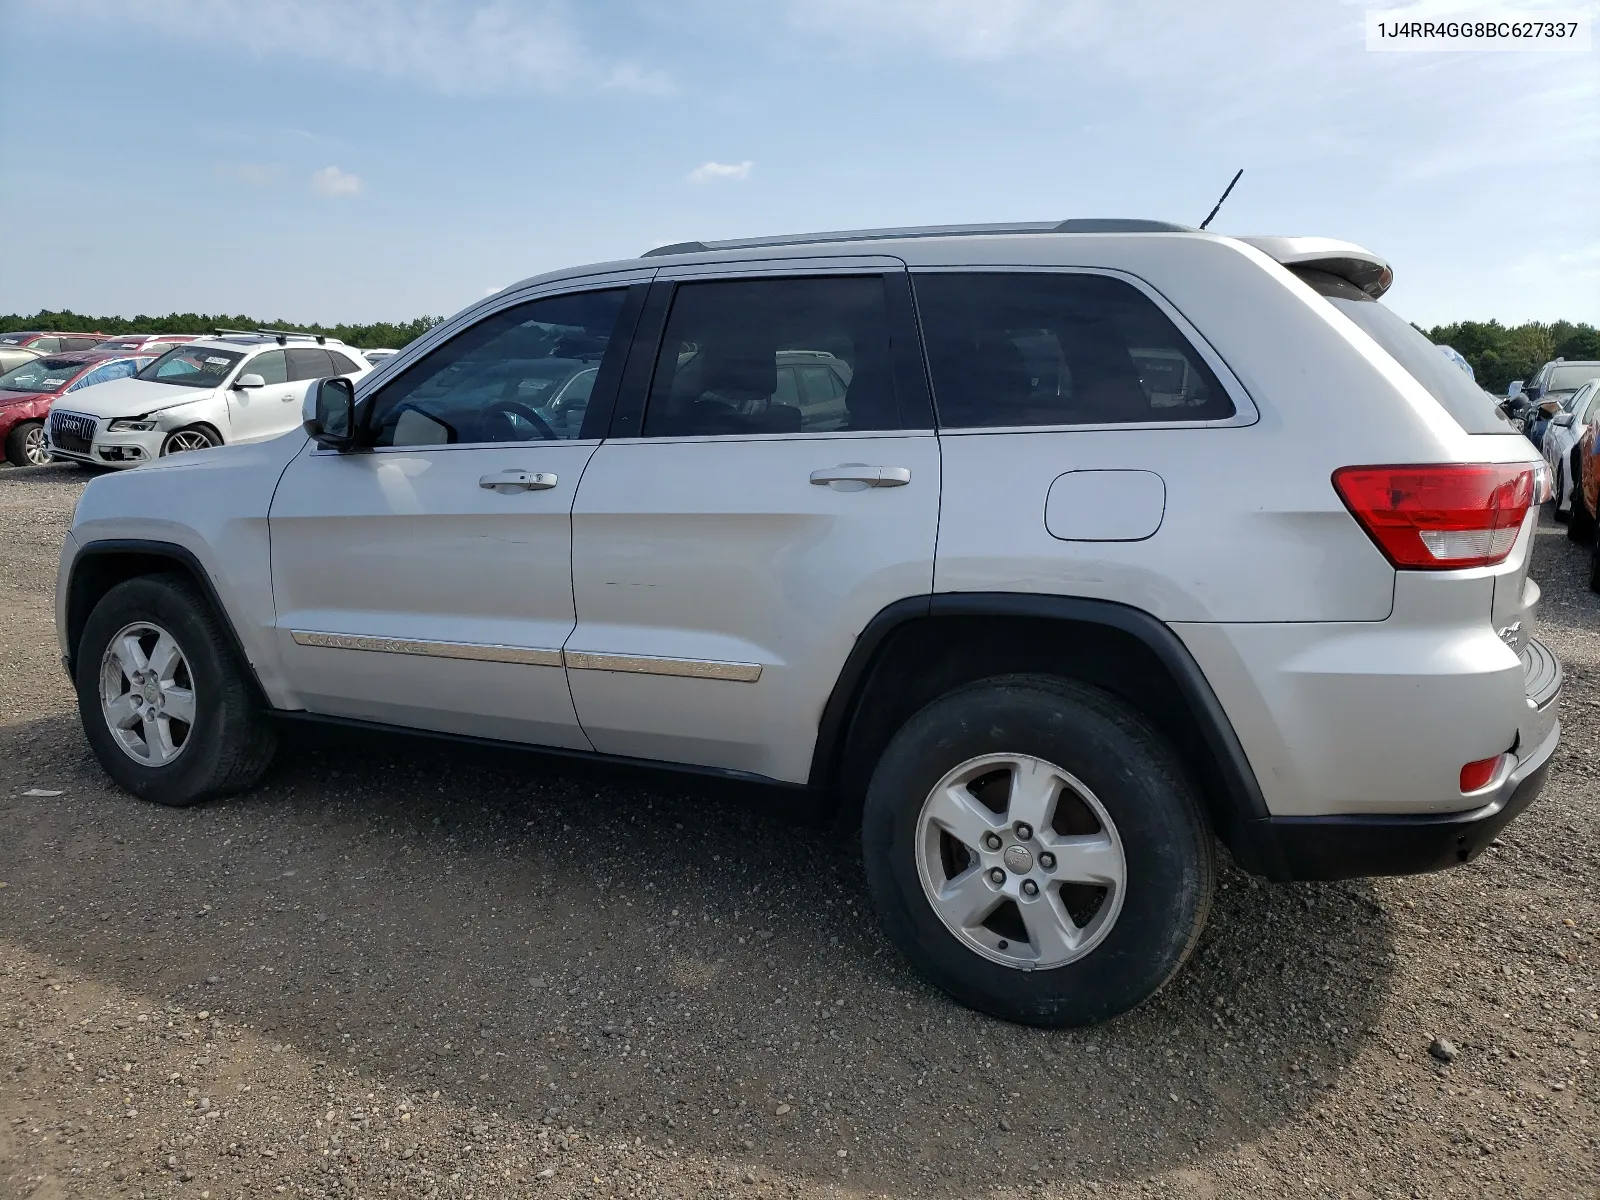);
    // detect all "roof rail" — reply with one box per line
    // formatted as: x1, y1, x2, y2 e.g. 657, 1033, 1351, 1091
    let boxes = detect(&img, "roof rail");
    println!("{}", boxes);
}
641, 218, 1195, 258
256, 326, 328, 345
